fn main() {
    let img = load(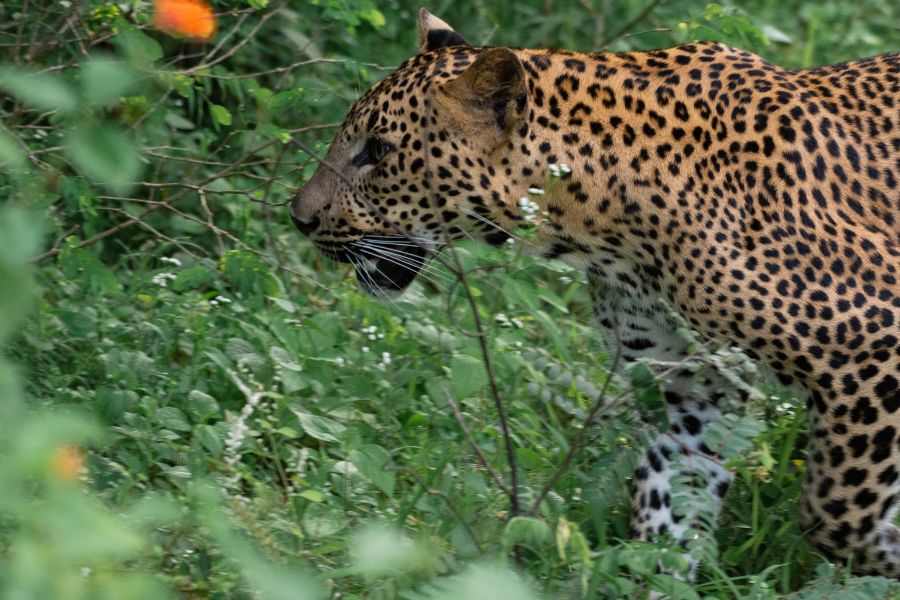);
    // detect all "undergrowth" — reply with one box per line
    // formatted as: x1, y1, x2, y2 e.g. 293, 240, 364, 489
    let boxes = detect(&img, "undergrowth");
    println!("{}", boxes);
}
1, 0, 899, 598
